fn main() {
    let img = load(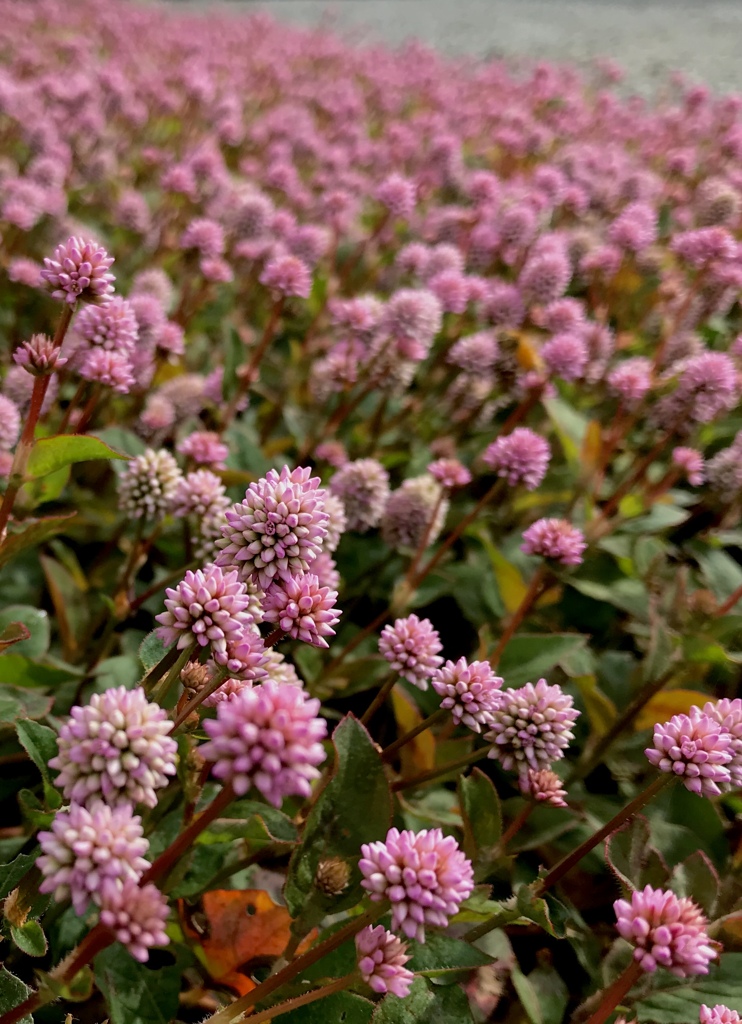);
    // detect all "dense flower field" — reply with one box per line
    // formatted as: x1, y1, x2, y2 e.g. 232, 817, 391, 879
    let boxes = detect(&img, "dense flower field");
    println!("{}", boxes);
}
0, 1, 741, 1022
